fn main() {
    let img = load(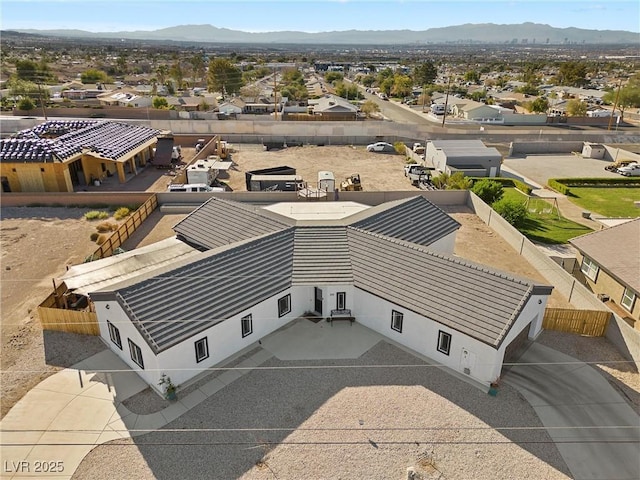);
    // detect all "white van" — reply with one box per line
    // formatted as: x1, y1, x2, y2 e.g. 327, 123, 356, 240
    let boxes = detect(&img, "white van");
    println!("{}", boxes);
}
168, 183, 217, 192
